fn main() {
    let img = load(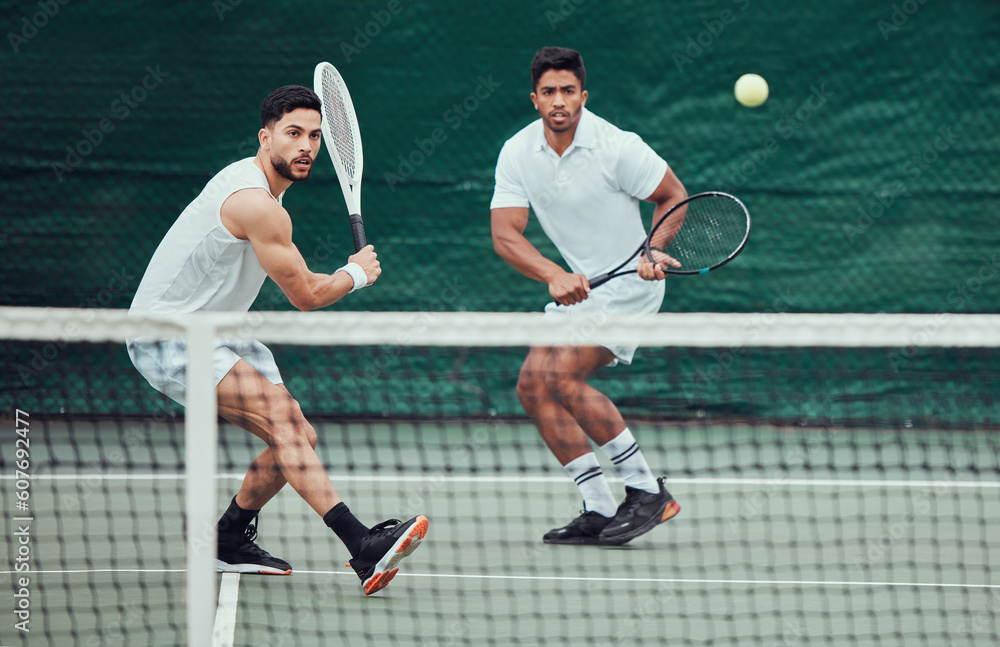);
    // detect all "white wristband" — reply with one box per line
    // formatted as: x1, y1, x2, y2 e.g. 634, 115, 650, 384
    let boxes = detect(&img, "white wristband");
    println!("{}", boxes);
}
337, 262, 368, 293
